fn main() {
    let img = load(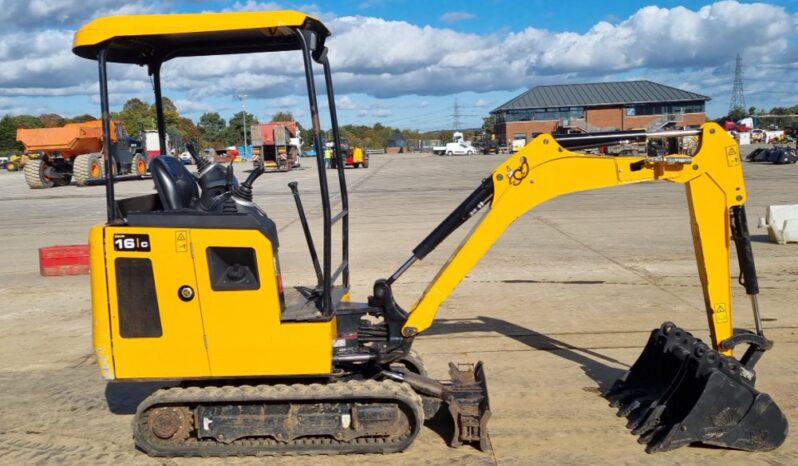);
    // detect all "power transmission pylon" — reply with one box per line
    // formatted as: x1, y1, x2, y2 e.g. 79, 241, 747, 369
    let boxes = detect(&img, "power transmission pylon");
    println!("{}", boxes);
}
452, 98, 461, 131
729, 53, 746, 114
